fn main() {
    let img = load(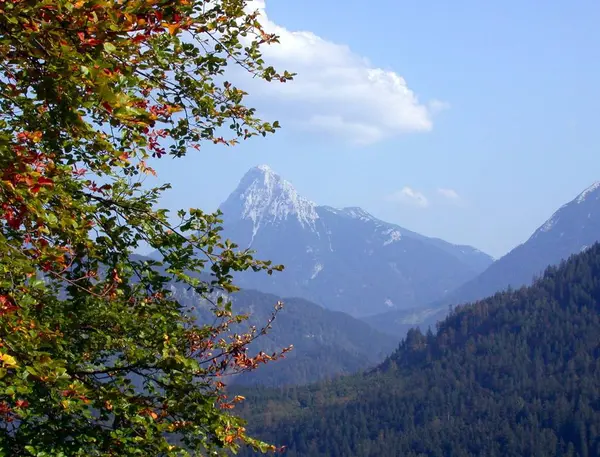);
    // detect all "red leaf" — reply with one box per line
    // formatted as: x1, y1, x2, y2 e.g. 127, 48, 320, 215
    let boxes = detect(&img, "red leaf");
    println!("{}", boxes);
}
0, 294, 18, 315
83, 38, 102, 46
37, 177, 53, 187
